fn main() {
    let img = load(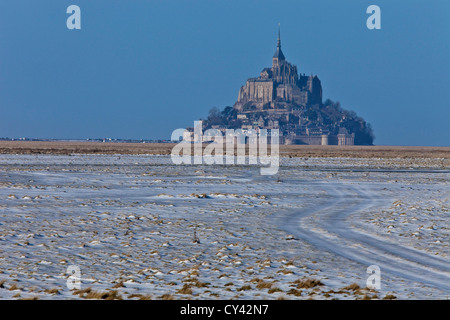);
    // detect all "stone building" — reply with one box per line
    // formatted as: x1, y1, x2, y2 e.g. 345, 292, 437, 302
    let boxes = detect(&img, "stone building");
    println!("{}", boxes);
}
234, 28, 322, 112
224, 27, 356, 146
337, 128, 355, 146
